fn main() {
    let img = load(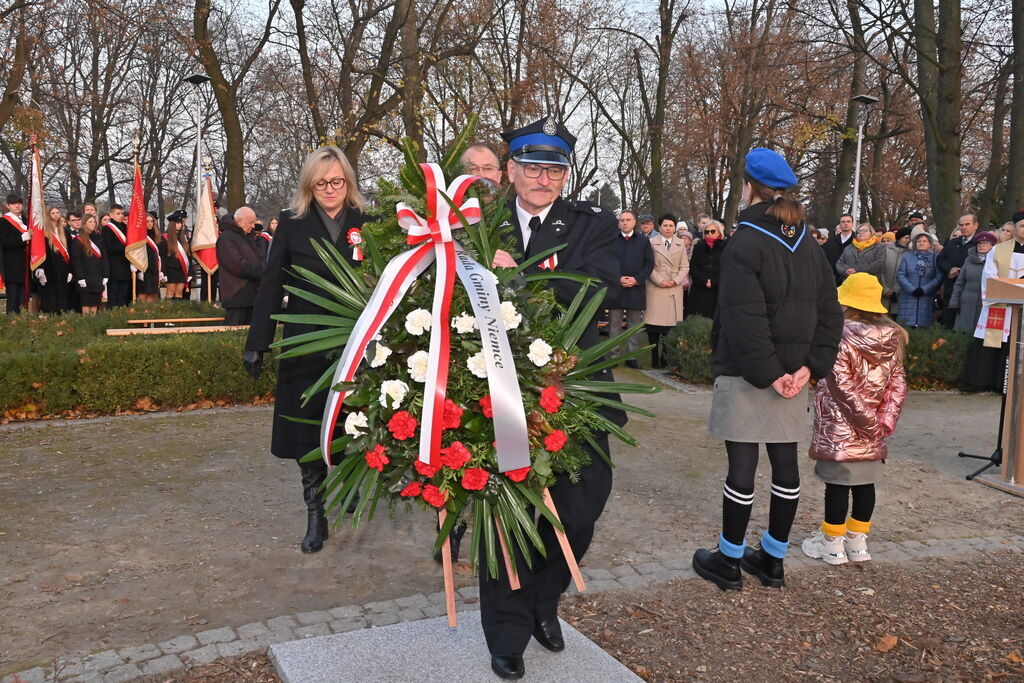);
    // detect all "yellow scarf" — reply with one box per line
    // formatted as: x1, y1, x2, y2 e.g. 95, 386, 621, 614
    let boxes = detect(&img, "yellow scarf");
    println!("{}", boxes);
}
853, 235, 879, 250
